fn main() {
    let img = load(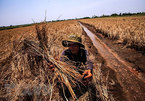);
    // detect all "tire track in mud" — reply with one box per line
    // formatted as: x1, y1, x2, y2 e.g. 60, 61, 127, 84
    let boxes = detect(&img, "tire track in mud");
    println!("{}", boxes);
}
79, 22, 145, 101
